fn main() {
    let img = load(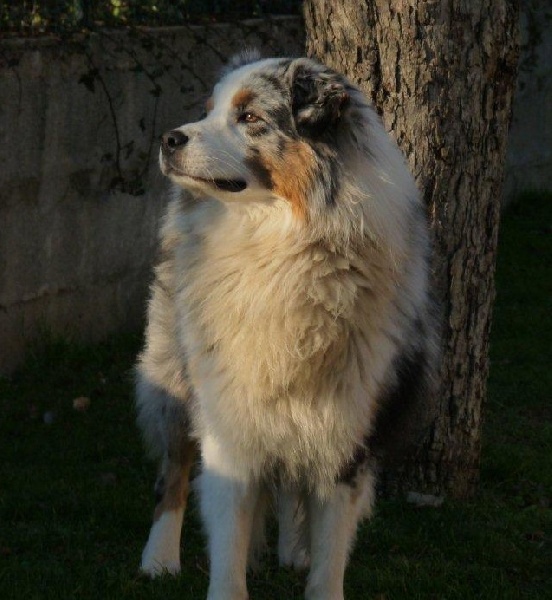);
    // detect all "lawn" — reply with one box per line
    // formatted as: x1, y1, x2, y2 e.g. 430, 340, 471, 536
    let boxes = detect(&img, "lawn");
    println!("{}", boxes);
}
0, 192, 550, 599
